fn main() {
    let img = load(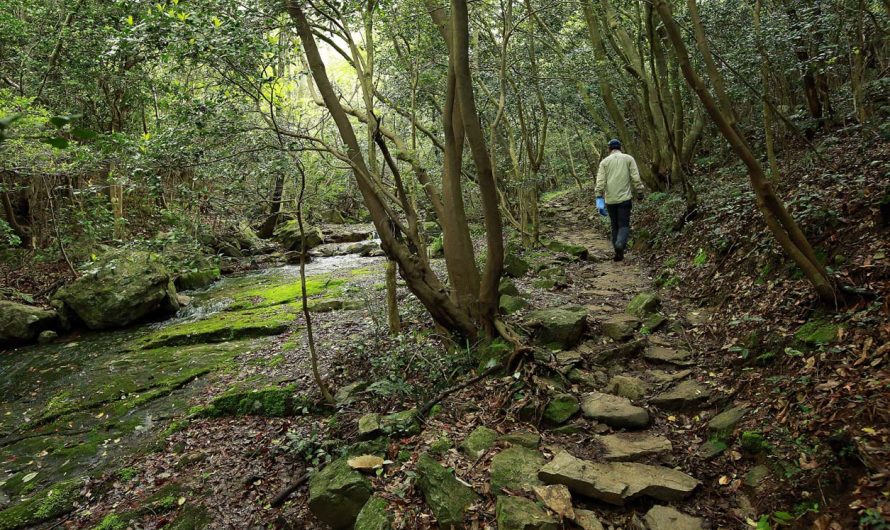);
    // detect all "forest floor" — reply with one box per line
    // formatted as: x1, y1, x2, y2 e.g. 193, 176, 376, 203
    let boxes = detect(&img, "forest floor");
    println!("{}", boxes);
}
3, 130, 887, 530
